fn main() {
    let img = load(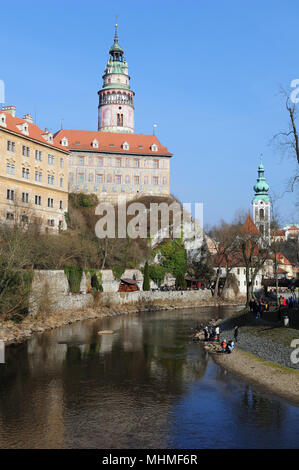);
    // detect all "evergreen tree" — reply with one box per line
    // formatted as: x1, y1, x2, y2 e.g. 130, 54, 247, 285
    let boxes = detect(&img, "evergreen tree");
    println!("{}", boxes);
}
175, 272, 186, 290
143, 261, 150, 291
